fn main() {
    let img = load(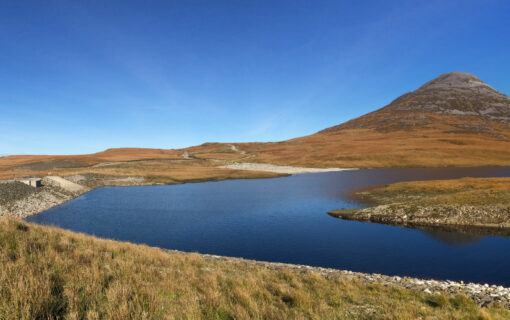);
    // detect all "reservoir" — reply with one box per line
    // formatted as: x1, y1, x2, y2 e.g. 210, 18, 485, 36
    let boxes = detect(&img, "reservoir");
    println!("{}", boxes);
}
27, 166, 510, 286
